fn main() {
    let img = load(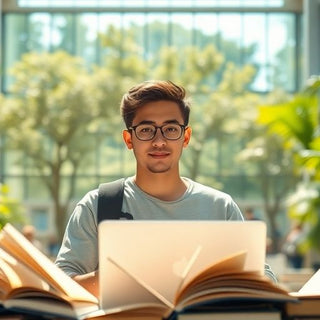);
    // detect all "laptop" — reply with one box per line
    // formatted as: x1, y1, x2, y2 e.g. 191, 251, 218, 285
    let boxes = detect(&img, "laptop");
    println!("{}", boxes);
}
98, 220, 266, 310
